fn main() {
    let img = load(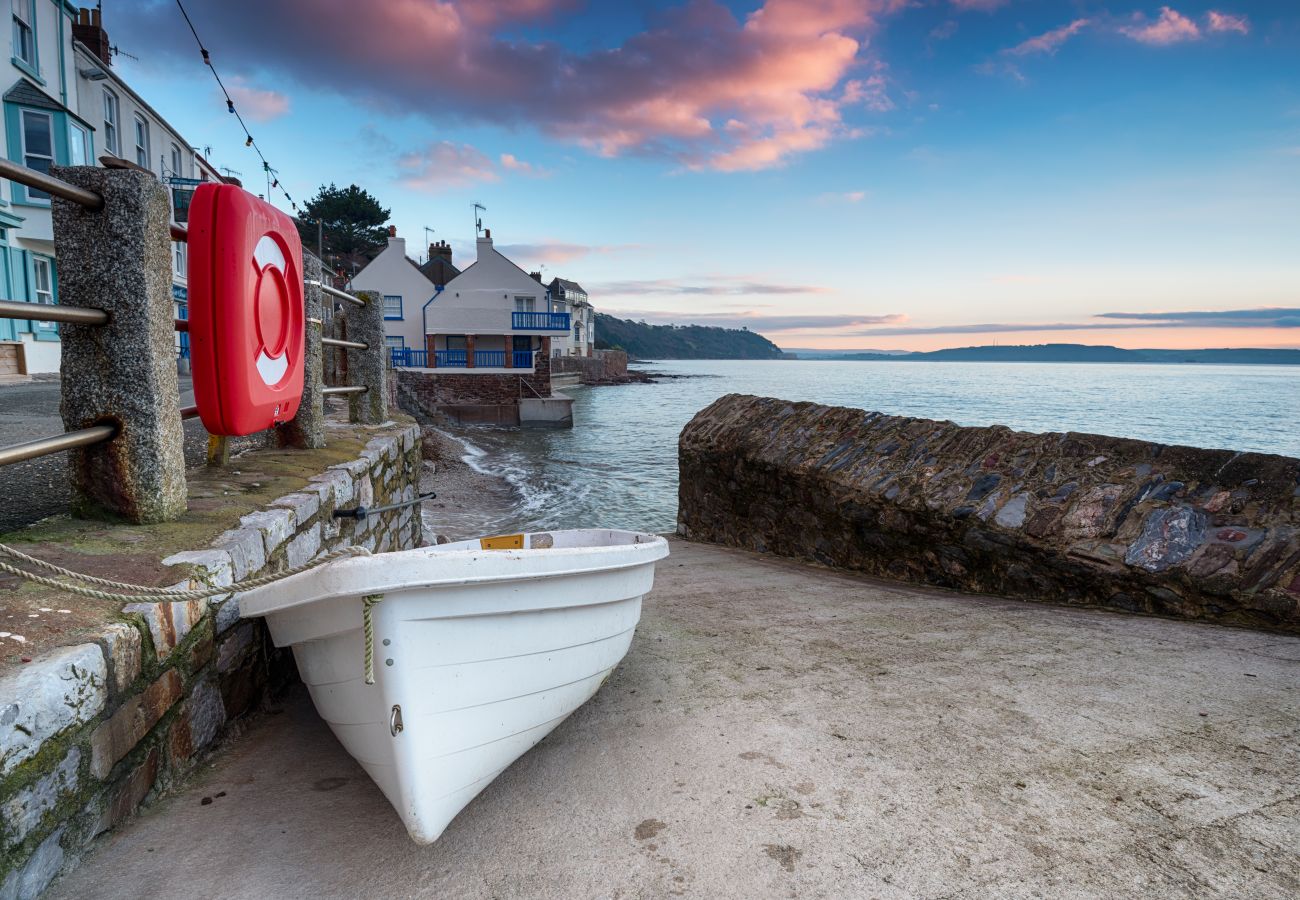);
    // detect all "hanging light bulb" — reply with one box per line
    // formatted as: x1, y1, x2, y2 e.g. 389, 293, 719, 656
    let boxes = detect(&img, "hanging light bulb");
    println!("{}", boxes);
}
245, 135, 253, 147
227, 99, 234, 114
